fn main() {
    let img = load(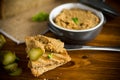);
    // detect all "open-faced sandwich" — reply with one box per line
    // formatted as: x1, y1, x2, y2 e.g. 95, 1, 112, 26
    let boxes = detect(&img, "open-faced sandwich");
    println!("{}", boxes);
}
25, 35, 71, 77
